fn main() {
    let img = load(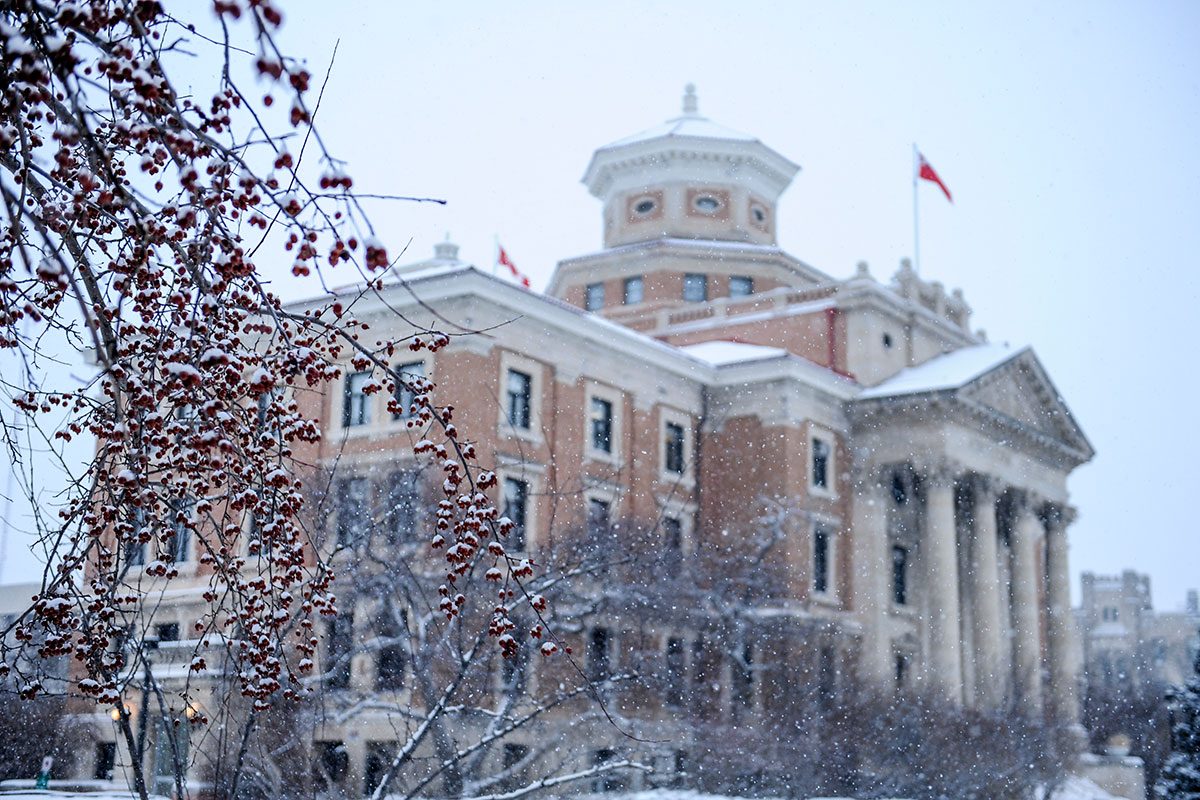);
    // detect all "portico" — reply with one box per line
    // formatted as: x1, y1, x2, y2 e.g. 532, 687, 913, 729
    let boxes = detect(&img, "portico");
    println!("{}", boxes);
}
848, 345, 1094, 724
